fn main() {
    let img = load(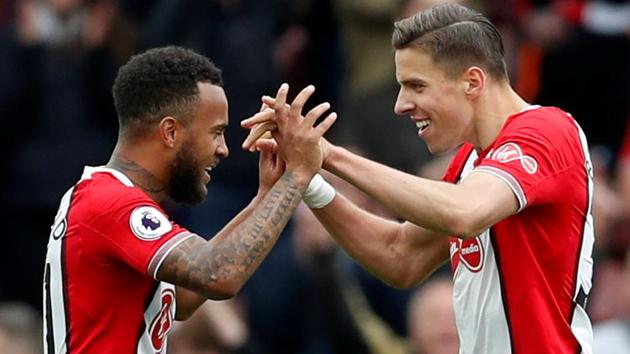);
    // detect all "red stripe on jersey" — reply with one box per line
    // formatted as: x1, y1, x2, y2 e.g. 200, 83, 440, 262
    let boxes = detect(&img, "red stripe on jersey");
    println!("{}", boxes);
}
442, 144, 475, 183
